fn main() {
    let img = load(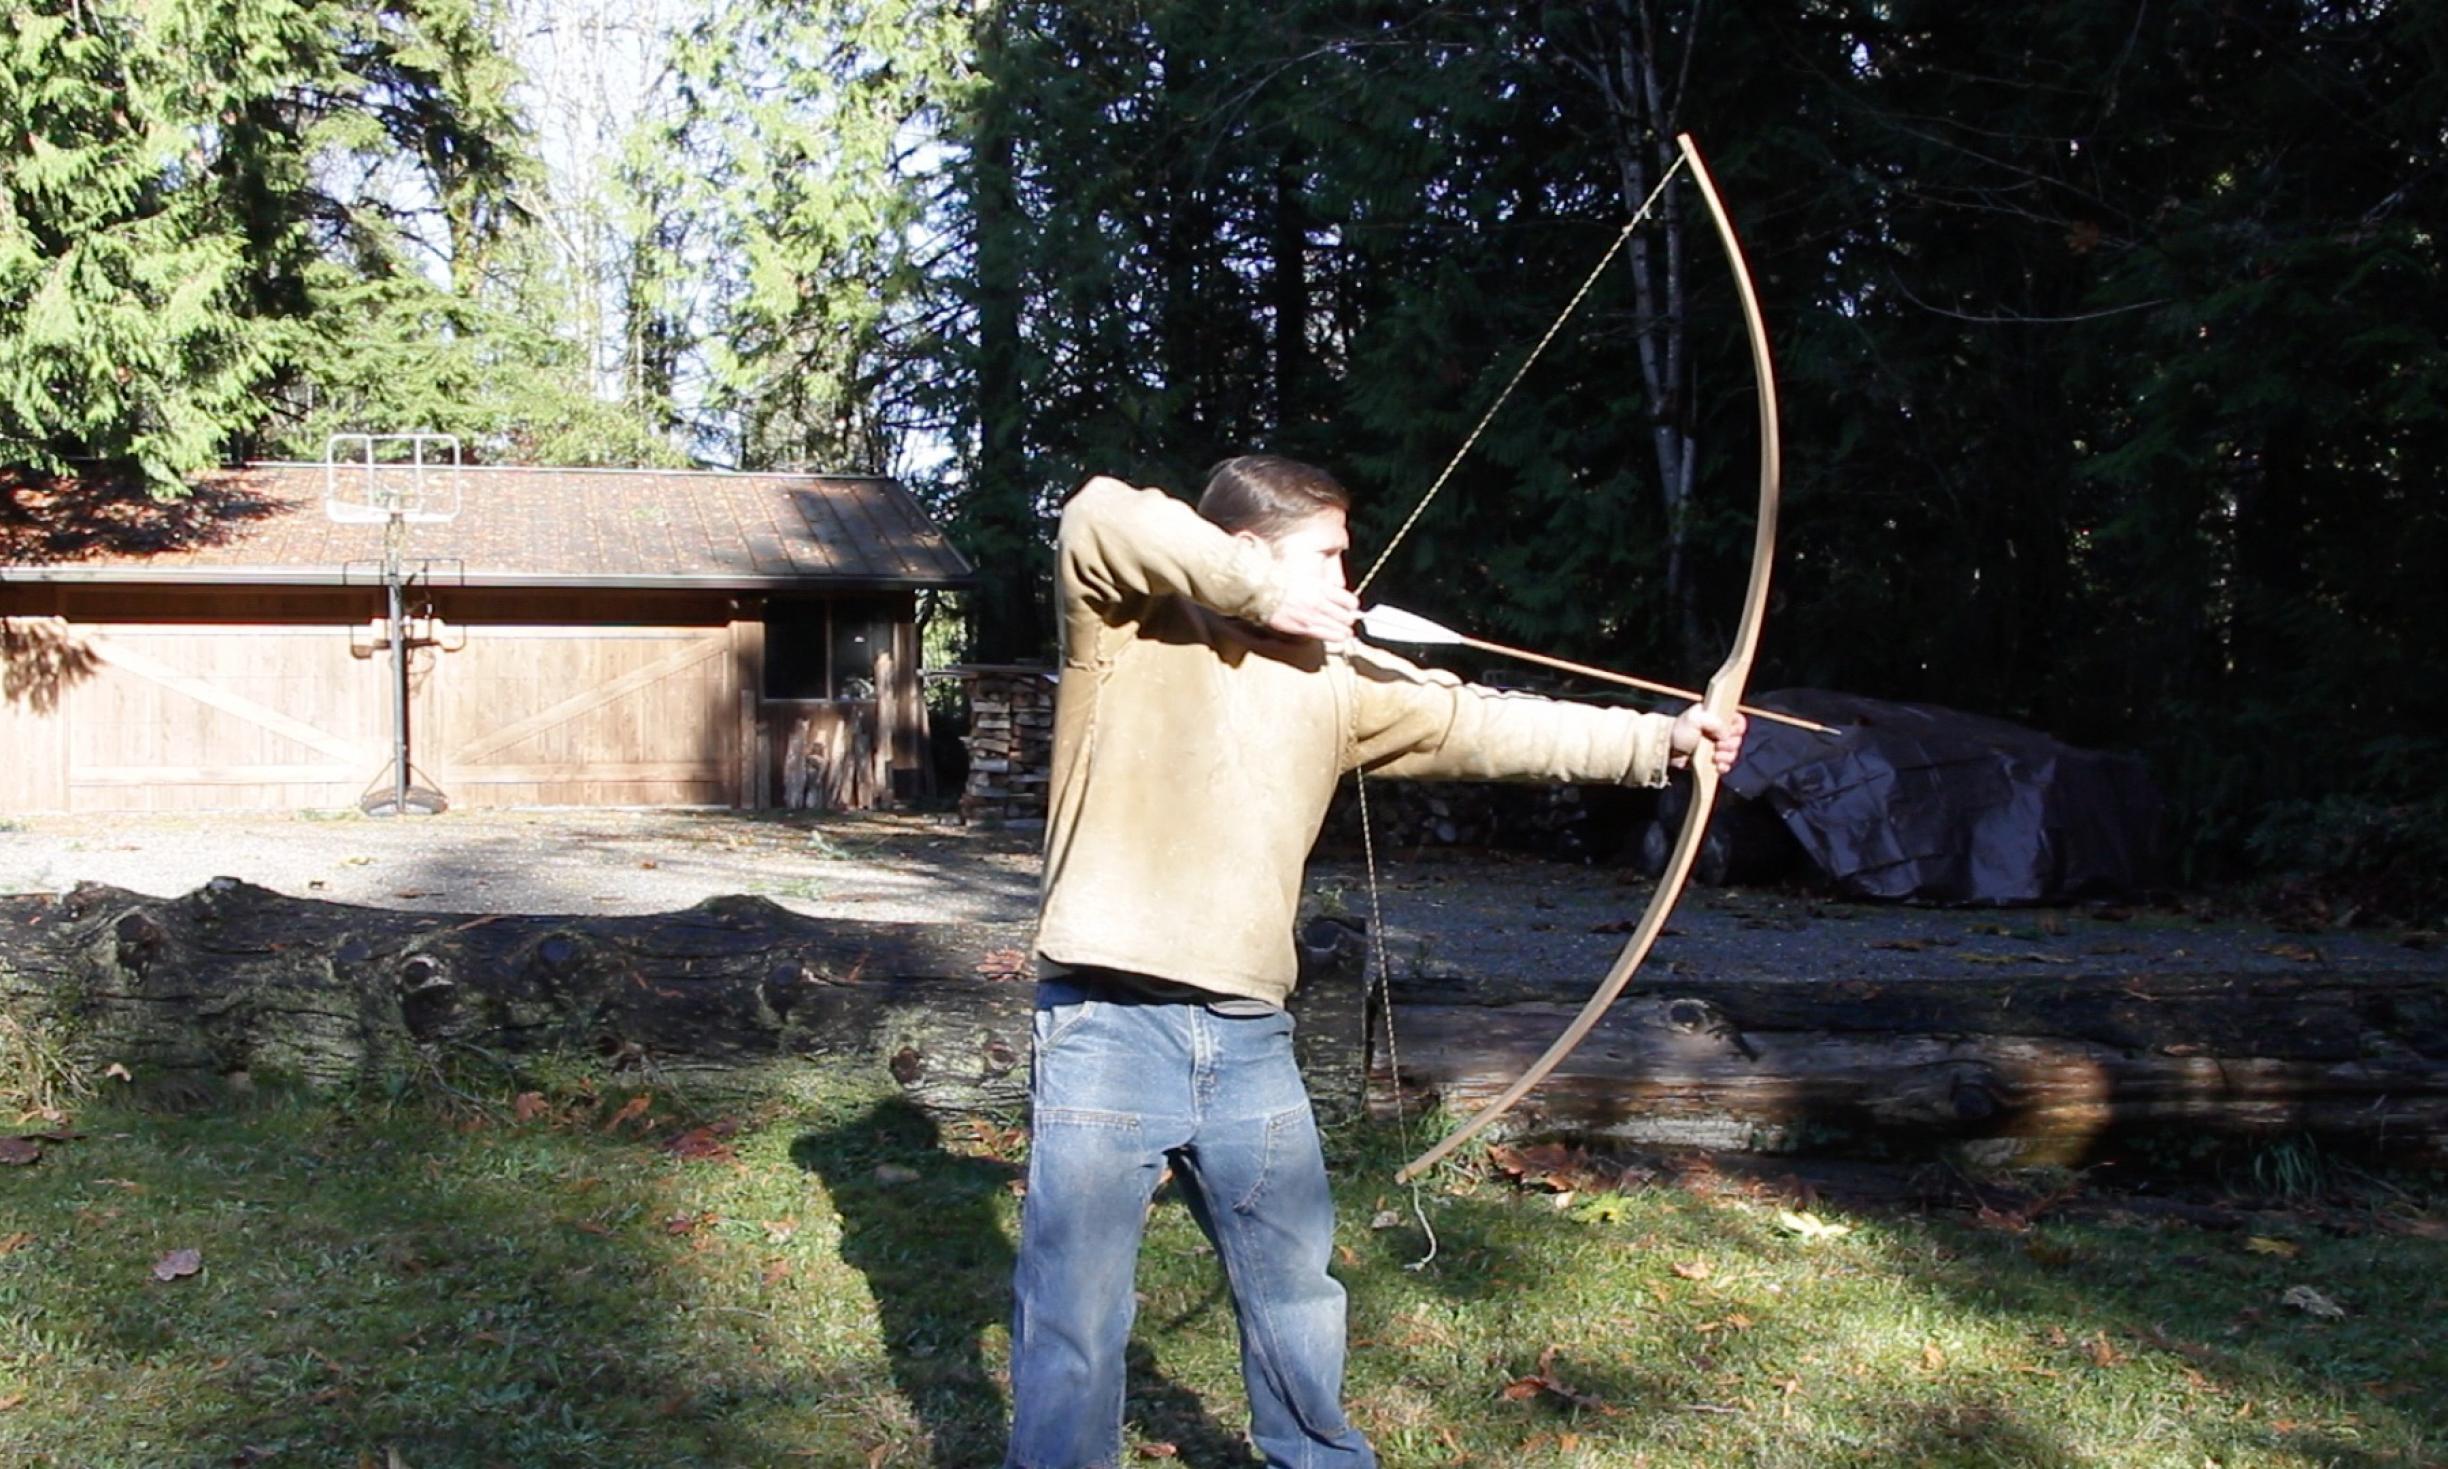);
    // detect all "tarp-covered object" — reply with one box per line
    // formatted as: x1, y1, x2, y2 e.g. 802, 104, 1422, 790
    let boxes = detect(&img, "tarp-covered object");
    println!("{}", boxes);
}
1679, 691, 2161, 903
